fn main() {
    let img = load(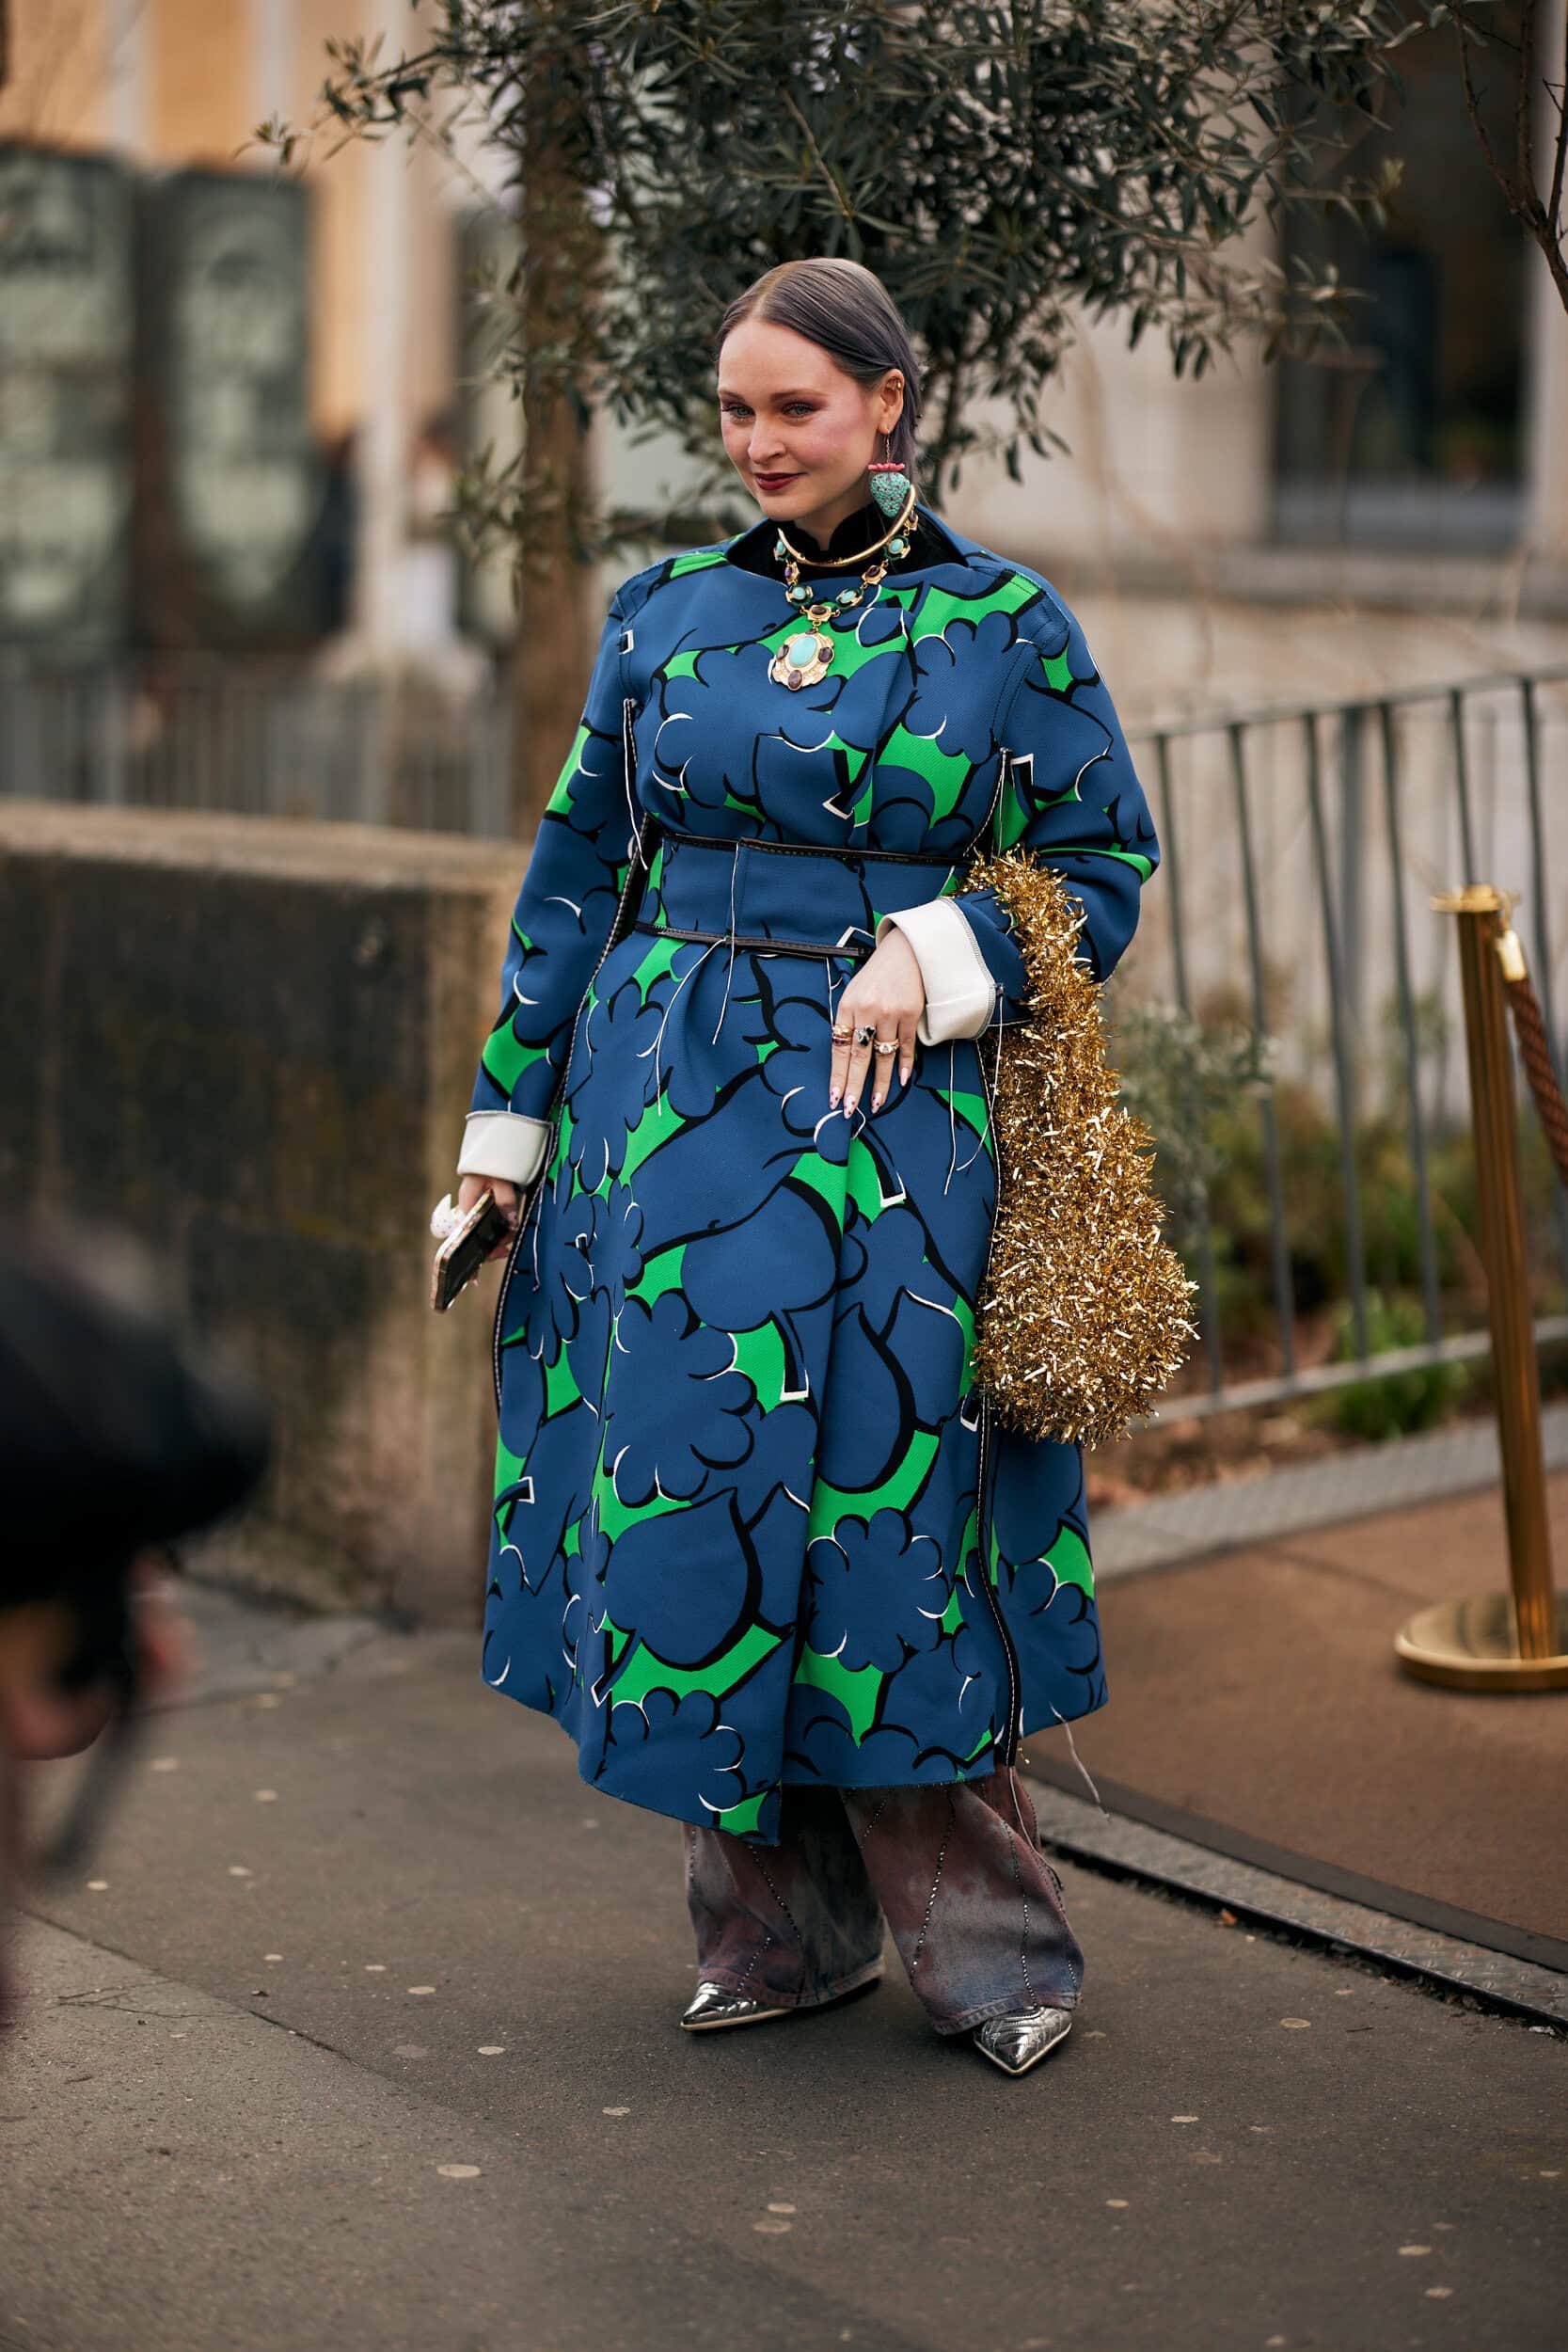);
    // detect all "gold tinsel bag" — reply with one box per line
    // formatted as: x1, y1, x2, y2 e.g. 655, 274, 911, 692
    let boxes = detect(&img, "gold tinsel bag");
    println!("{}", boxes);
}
957, 848, 1198, 1449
